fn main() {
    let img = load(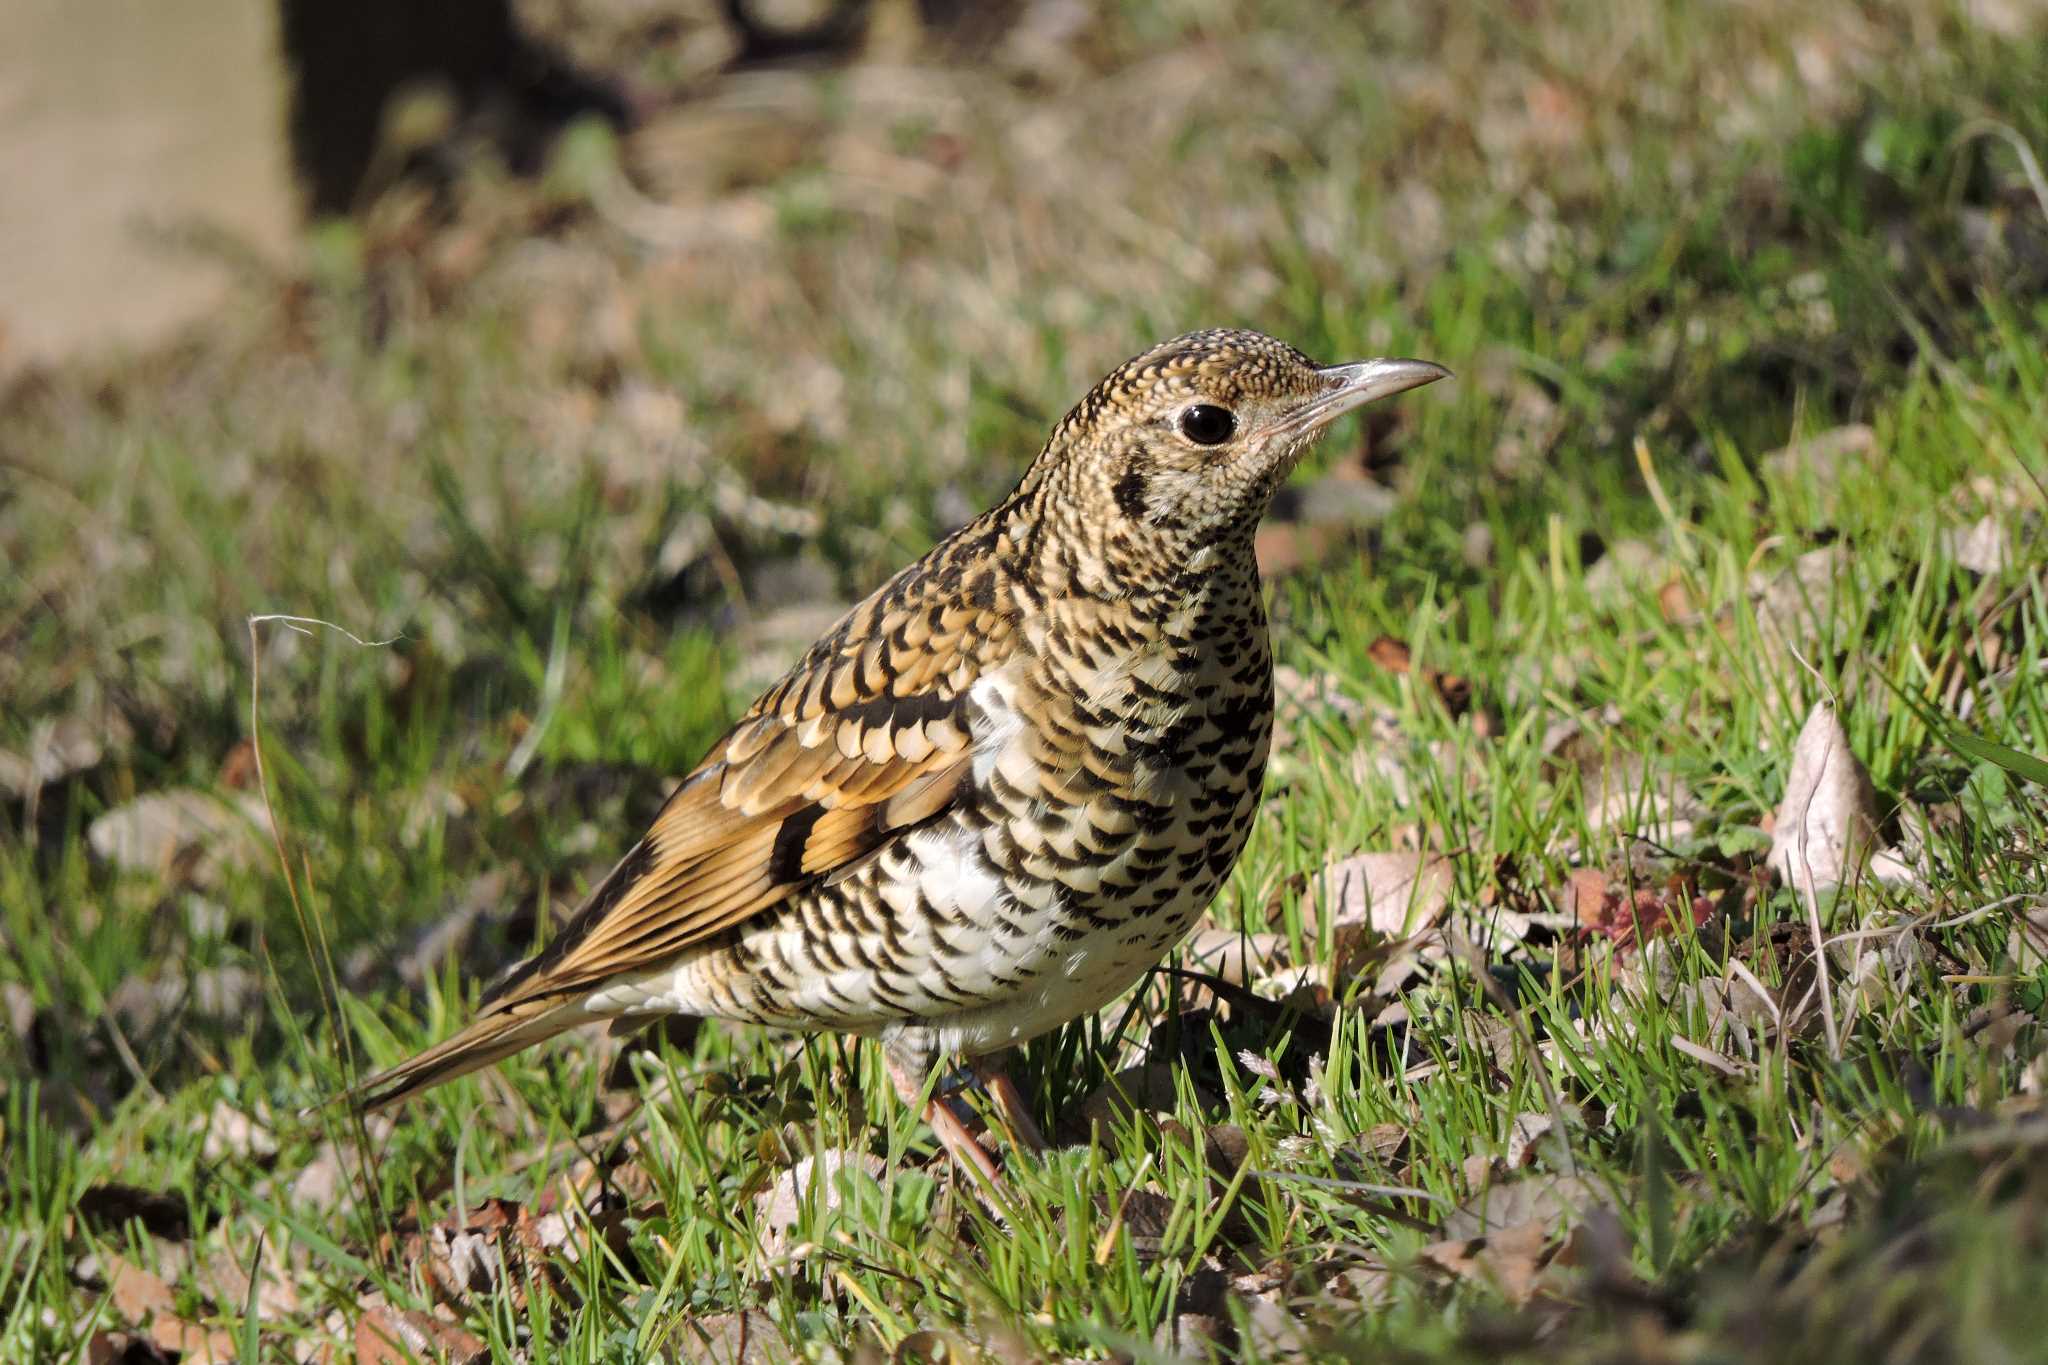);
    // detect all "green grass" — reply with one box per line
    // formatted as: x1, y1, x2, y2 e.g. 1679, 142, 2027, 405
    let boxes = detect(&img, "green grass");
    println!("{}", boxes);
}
5, 1, 2048, 1360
